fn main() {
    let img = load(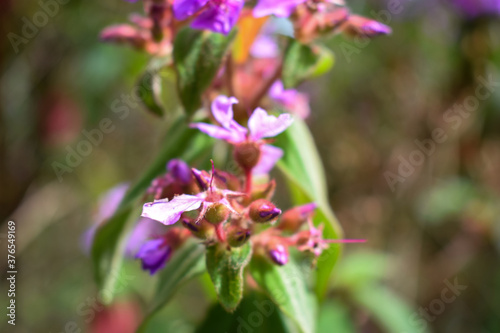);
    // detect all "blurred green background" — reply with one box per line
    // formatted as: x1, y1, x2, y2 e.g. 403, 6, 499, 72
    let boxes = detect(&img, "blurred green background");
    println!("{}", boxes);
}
1, 0, 500, 332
